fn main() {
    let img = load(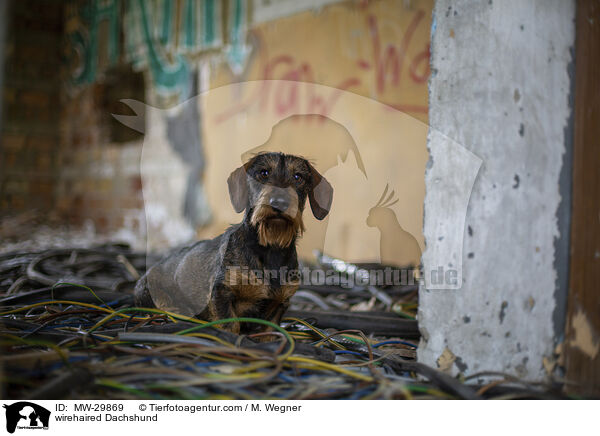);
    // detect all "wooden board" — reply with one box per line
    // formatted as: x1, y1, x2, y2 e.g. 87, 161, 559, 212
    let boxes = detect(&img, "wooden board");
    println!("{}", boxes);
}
565, 0, 600, 397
